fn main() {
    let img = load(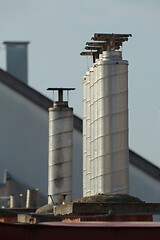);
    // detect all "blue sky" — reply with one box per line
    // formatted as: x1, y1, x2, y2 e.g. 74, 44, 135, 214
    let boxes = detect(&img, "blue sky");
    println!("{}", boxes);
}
0, 0, 160, 168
